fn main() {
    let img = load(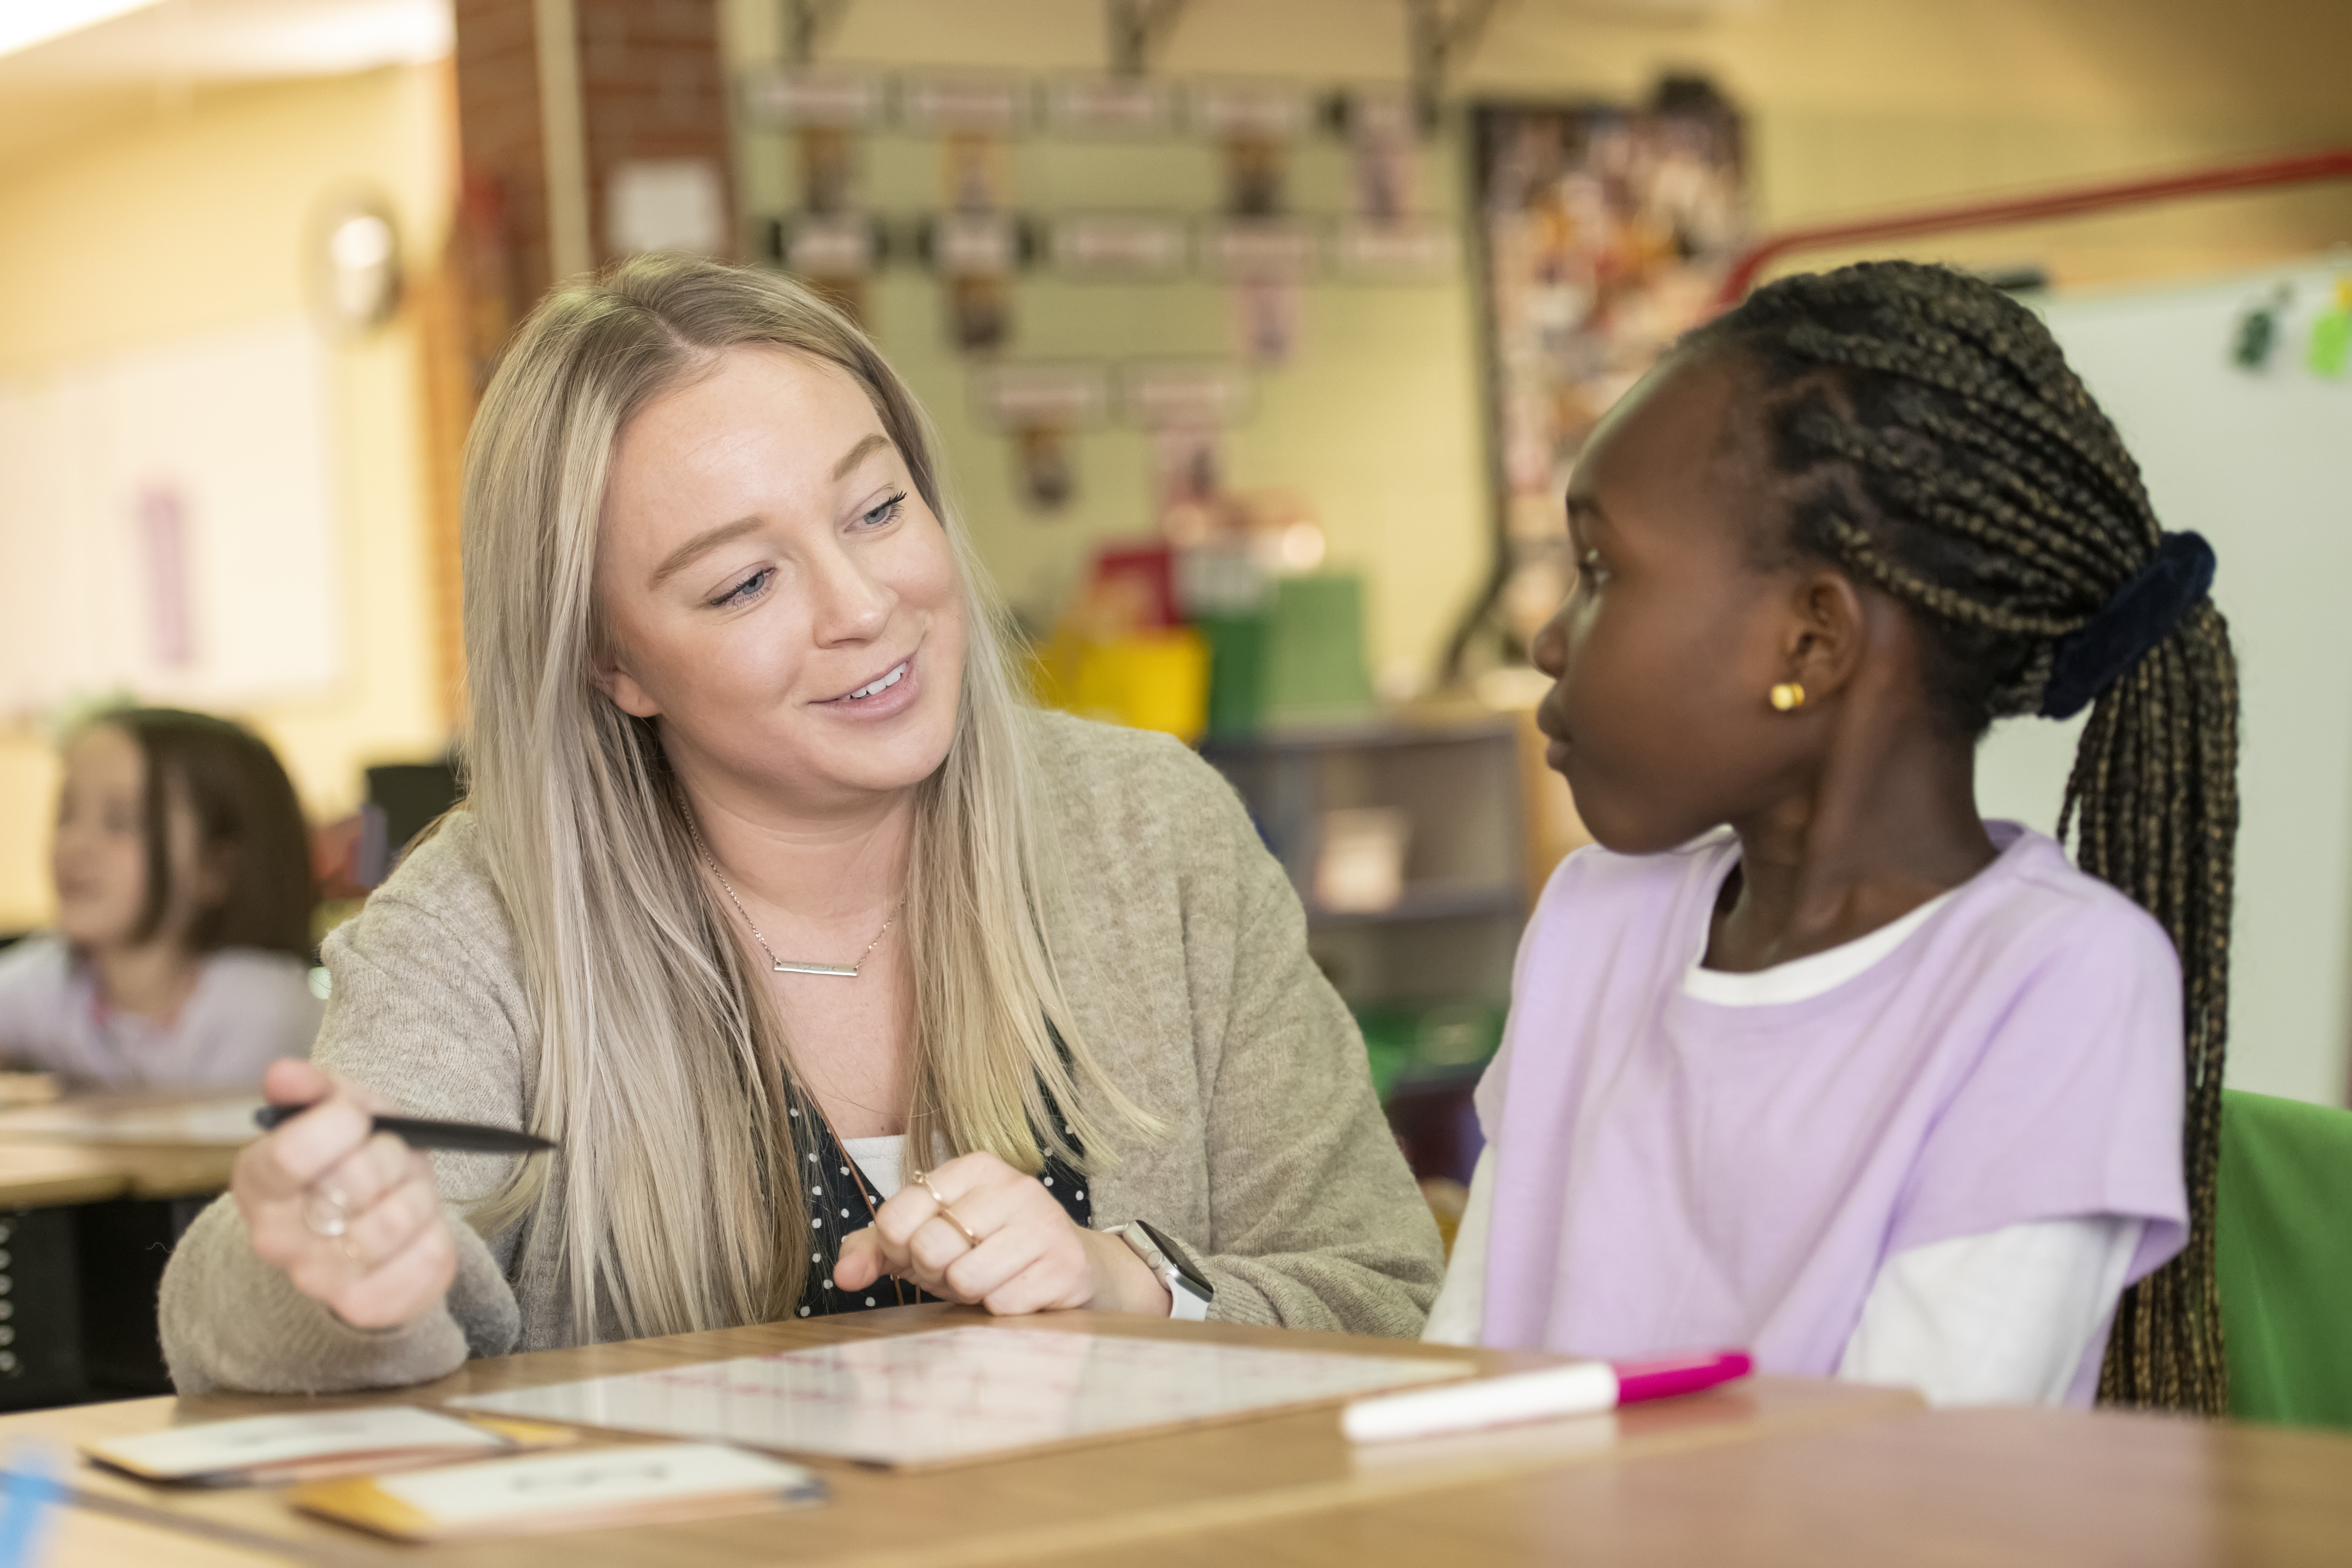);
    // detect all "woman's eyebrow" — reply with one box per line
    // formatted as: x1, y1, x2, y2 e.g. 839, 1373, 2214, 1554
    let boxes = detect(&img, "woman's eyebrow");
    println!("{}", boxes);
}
831, 432, 891, 480
647, 435, 897, 589
649, 516, 763, 588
